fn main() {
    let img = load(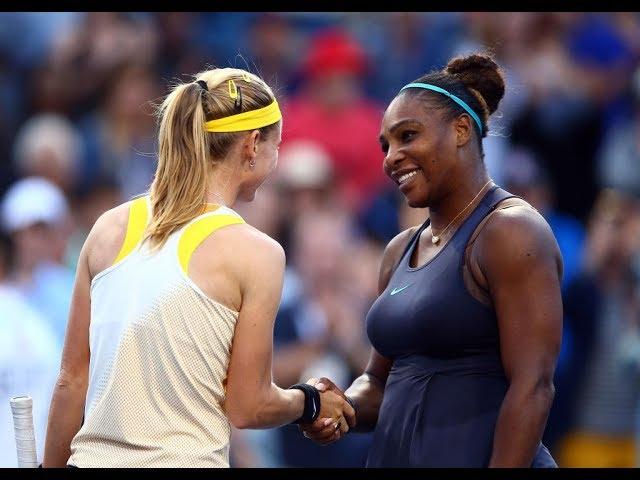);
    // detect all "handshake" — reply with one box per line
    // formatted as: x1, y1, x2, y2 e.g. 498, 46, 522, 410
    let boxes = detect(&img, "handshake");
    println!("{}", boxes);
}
300, 377, 357, 445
